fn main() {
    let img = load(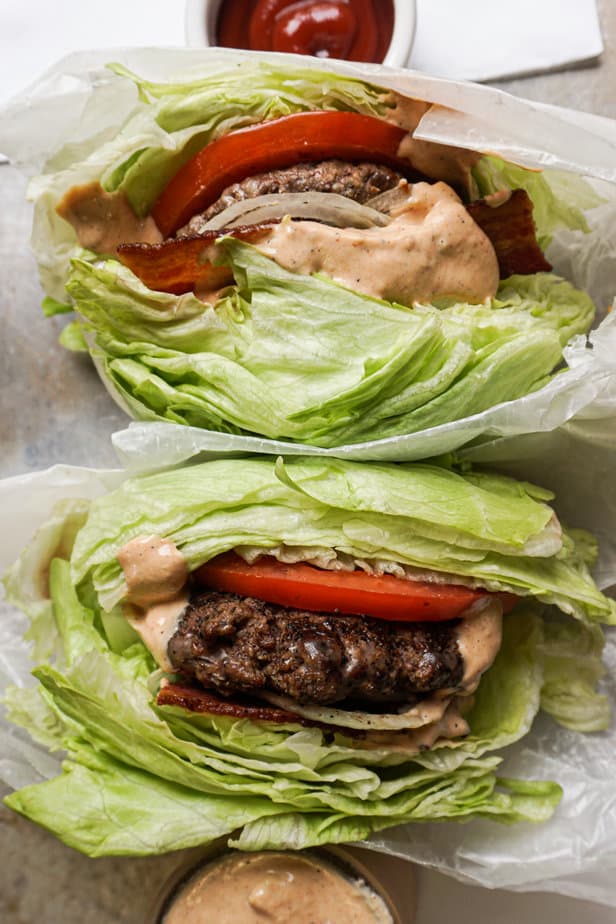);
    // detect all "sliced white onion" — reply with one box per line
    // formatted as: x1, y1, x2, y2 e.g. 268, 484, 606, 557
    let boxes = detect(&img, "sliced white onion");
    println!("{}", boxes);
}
260, 689, 453, 731
201, 192, 391, 231
366, 182, 413, 214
